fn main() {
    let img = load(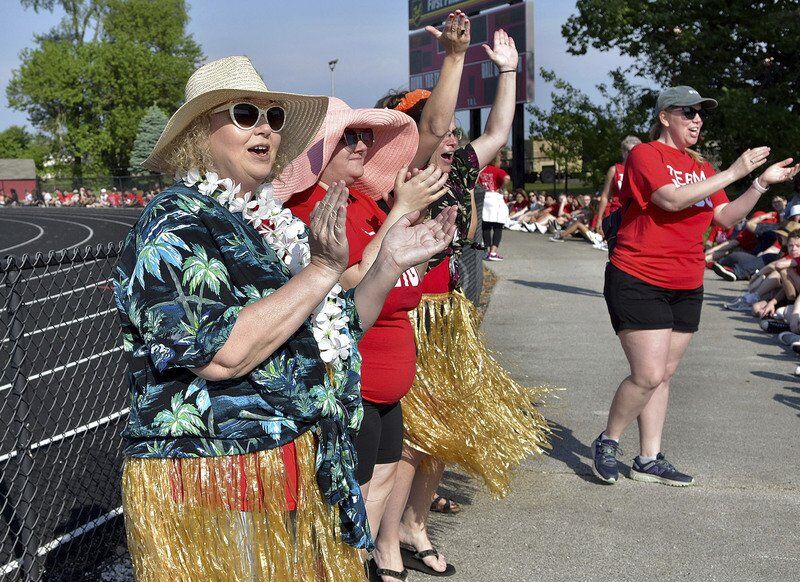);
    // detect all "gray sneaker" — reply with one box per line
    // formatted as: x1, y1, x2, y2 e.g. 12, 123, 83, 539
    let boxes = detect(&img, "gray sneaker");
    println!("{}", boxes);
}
724, 297, 753, 312
630, 453, 695, 487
